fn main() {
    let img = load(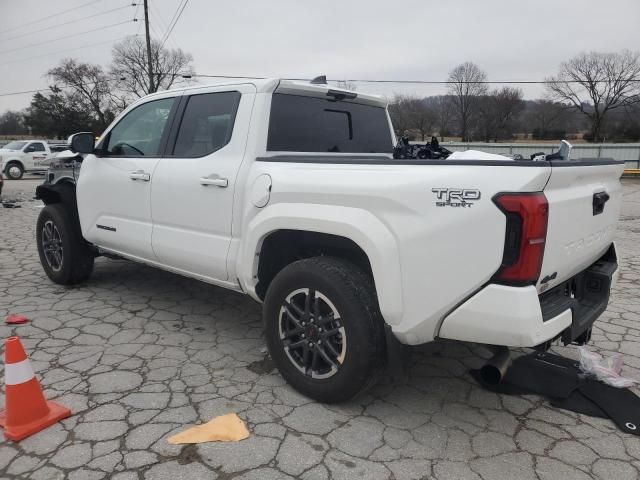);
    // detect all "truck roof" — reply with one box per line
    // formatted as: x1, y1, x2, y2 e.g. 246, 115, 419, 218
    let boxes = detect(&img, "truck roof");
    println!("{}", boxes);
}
147, 78, 388, 108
